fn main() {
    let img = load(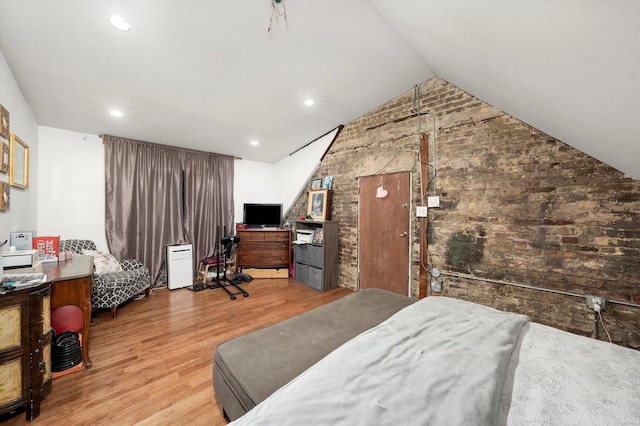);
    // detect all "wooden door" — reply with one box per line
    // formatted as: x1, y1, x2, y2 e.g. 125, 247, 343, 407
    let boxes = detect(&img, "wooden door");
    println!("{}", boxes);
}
358, 172, 411, 295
